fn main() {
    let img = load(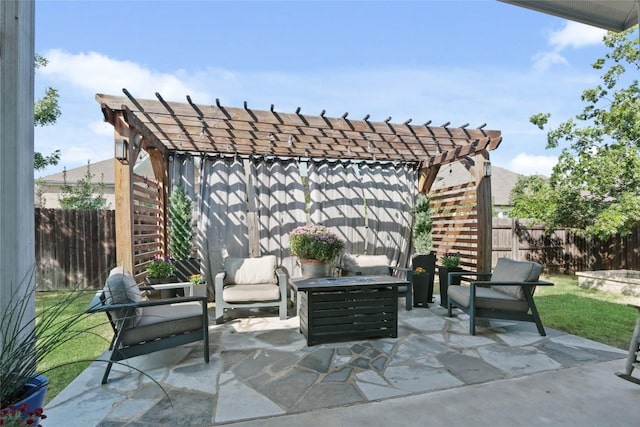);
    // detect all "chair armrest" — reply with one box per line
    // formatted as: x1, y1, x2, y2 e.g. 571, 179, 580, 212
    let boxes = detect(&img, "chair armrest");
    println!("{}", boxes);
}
391, 266, 412, 280
214, 271, 226, 295
87, 295, 208, 314
472, 280, 554, 287
448, 271, 492, 281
